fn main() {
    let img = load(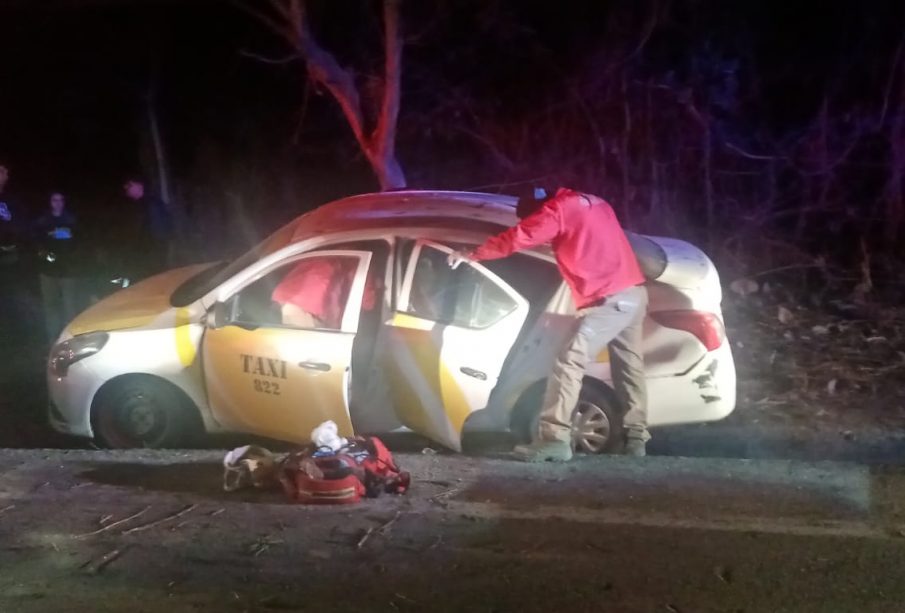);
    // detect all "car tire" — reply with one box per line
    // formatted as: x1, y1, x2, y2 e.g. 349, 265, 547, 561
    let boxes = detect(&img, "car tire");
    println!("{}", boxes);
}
92, 376, 202, 449
510, 380, 623, 454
